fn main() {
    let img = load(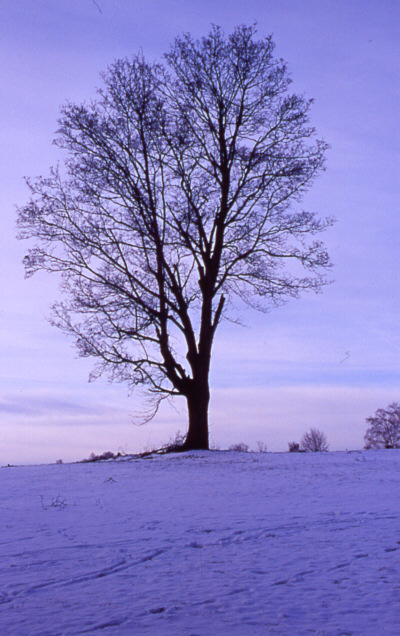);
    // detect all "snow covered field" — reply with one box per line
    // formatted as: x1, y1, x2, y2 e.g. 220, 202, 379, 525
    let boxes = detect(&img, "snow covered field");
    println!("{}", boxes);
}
1, 450, 400, 635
